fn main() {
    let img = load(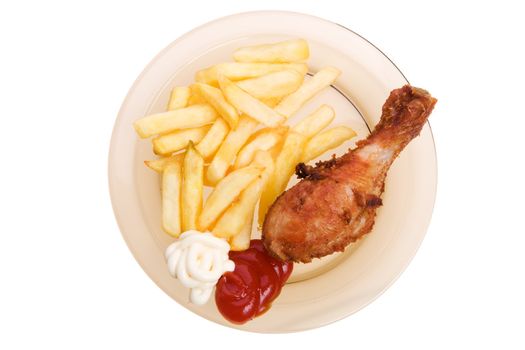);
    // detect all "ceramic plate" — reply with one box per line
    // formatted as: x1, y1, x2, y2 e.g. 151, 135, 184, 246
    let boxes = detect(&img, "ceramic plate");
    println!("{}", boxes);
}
108, 11, 437, 333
